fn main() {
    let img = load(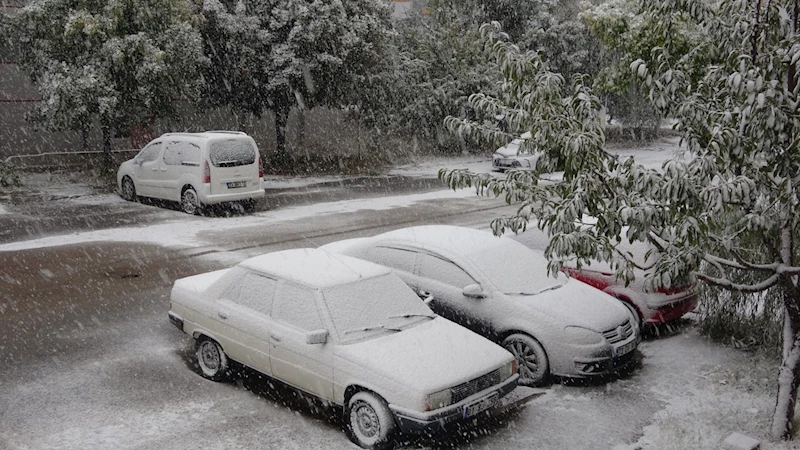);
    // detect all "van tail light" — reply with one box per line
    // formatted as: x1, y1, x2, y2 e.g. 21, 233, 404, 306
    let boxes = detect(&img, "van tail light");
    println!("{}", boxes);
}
258, 156, 263, 178
203, 160, 211, 184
